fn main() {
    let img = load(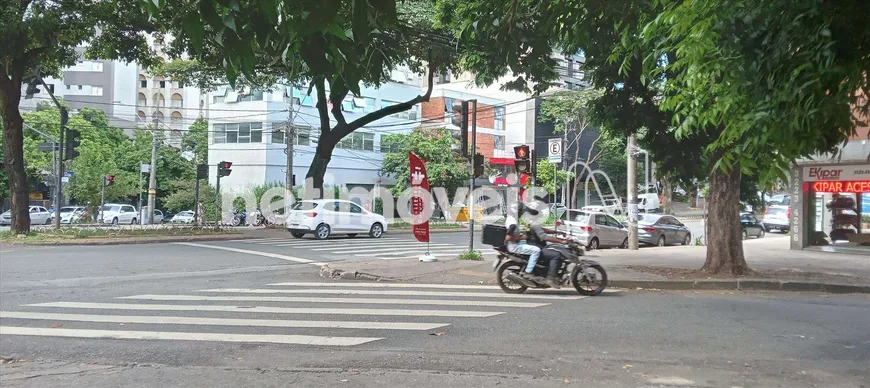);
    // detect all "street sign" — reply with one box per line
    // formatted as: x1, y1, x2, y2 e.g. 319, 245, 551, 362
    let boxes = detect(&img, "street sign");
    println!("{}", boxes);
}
64, 171, 73, 177
37, 142, 59, 152
548, 138, 562, 163
61, 176, 69, 183
140, 164, 151, 173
